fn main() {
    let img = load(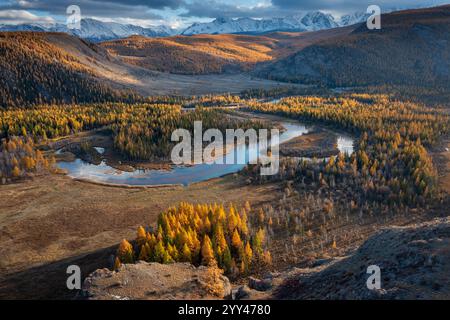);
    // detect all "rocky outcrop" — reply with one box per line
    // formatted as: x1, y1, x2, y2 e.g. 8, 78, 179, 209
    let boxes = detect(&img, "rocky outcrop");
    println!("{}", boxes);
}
248, 276, 273, 291
274, 217, 450, 299
80, 262, 231, 300
80, 217, 450, 300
